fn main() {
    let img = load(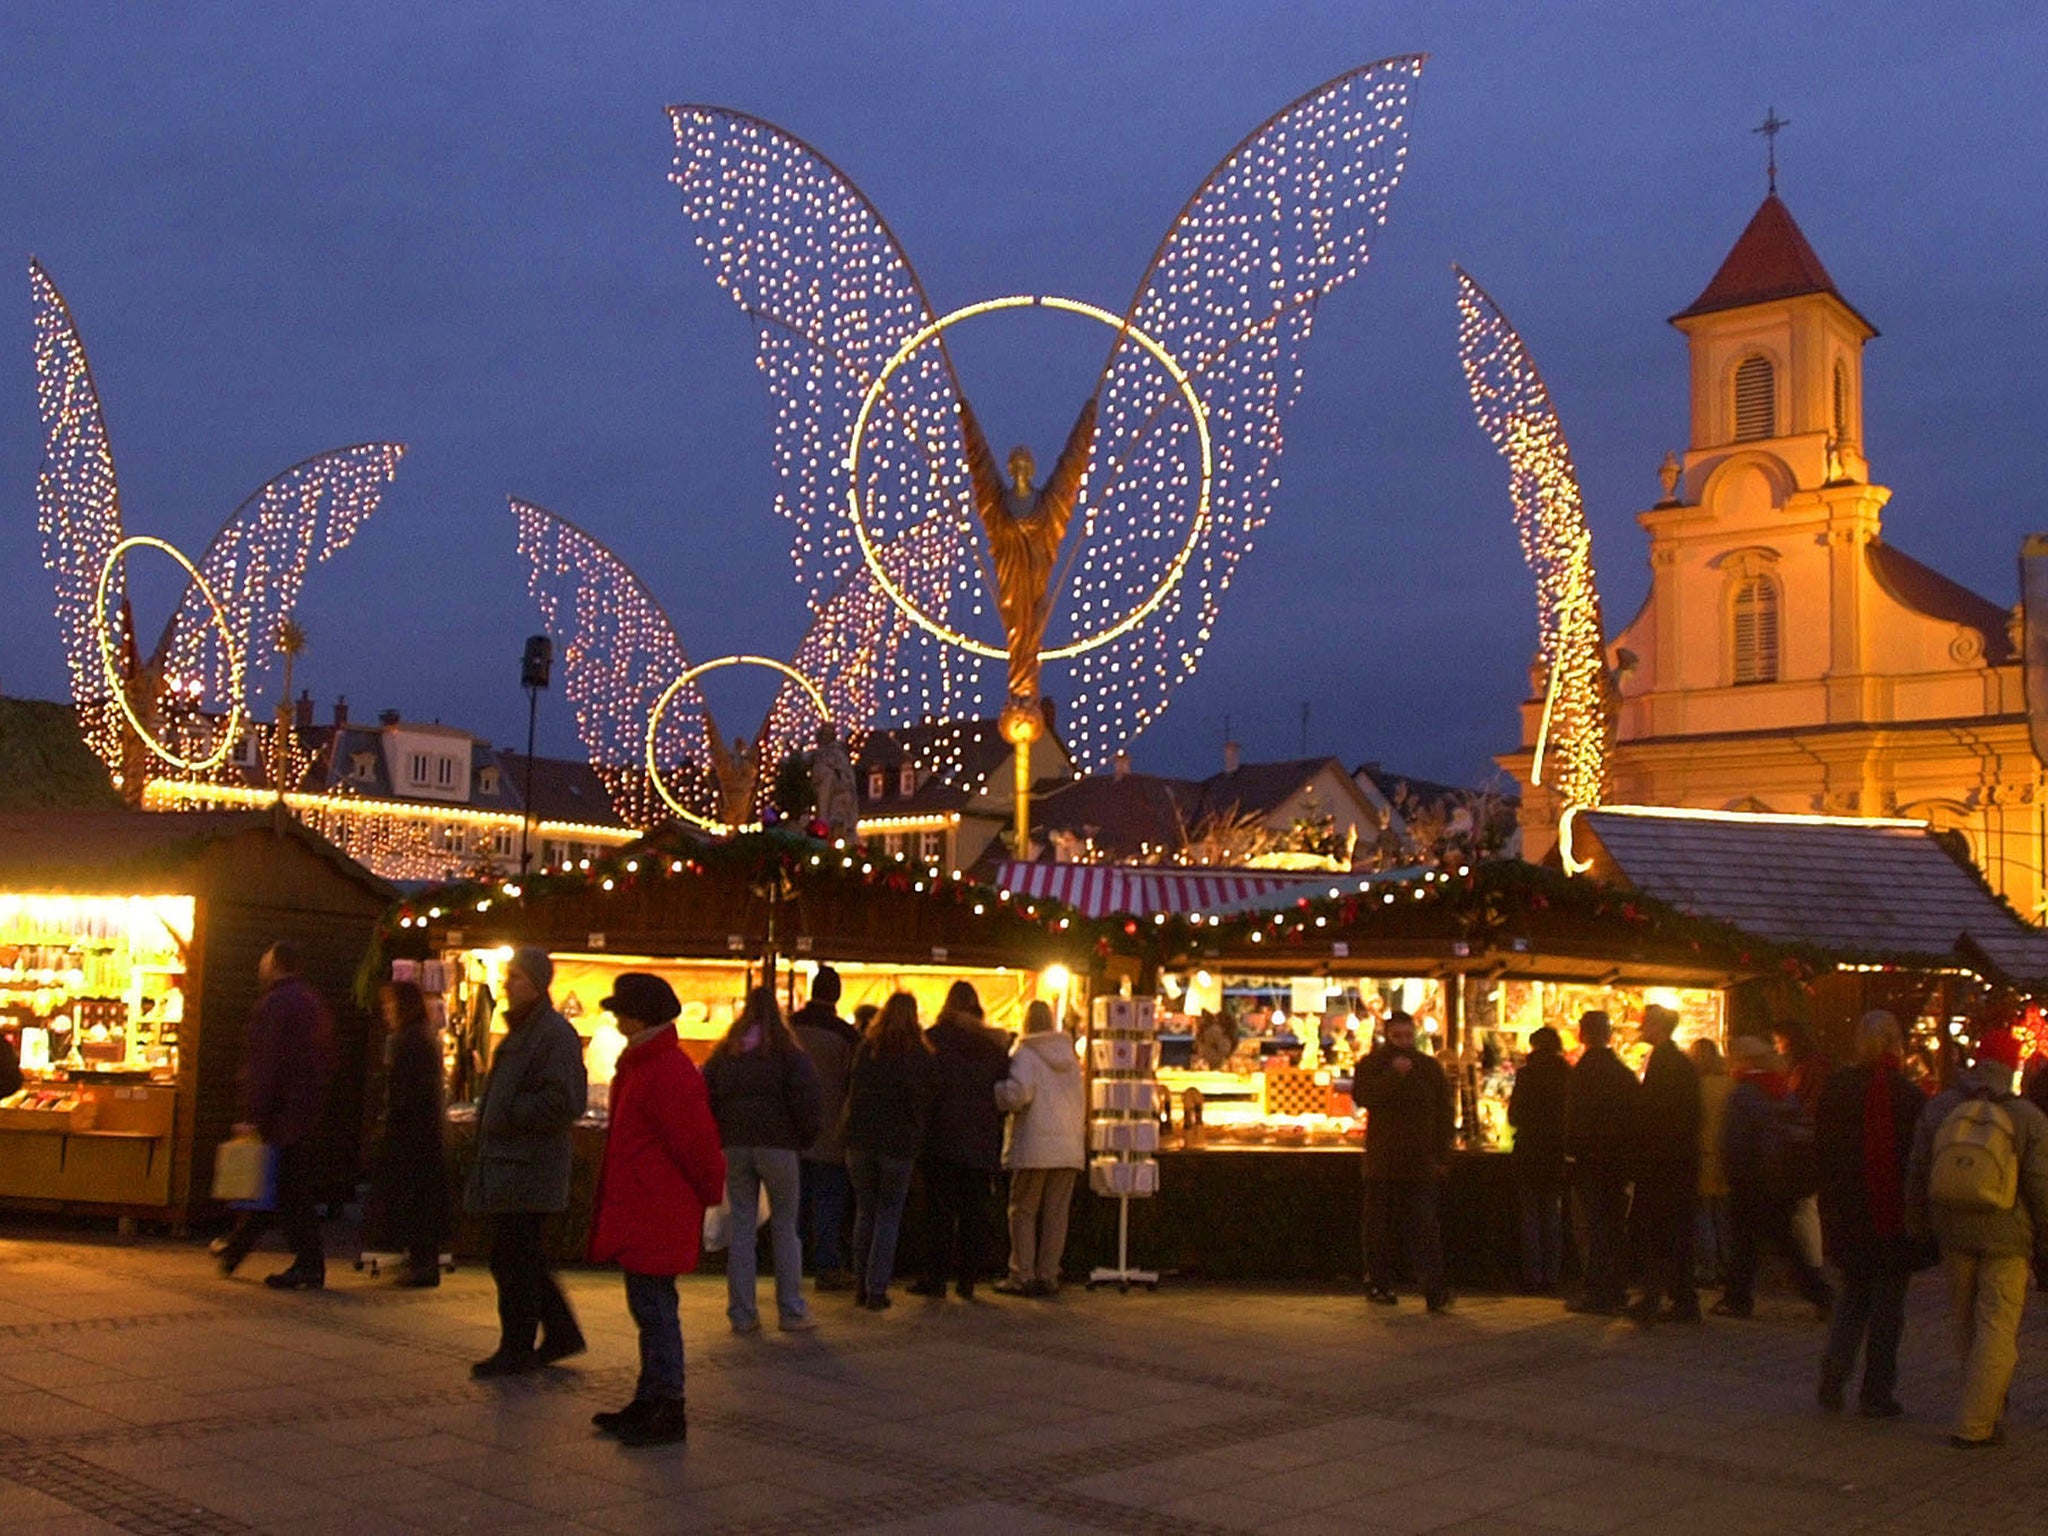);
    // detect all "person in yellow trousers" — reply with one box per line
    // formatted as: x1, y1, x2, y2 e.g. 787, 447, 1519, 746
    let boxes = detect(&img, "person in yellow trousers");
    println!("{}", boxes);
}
1906, 1026, 2048, 1448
